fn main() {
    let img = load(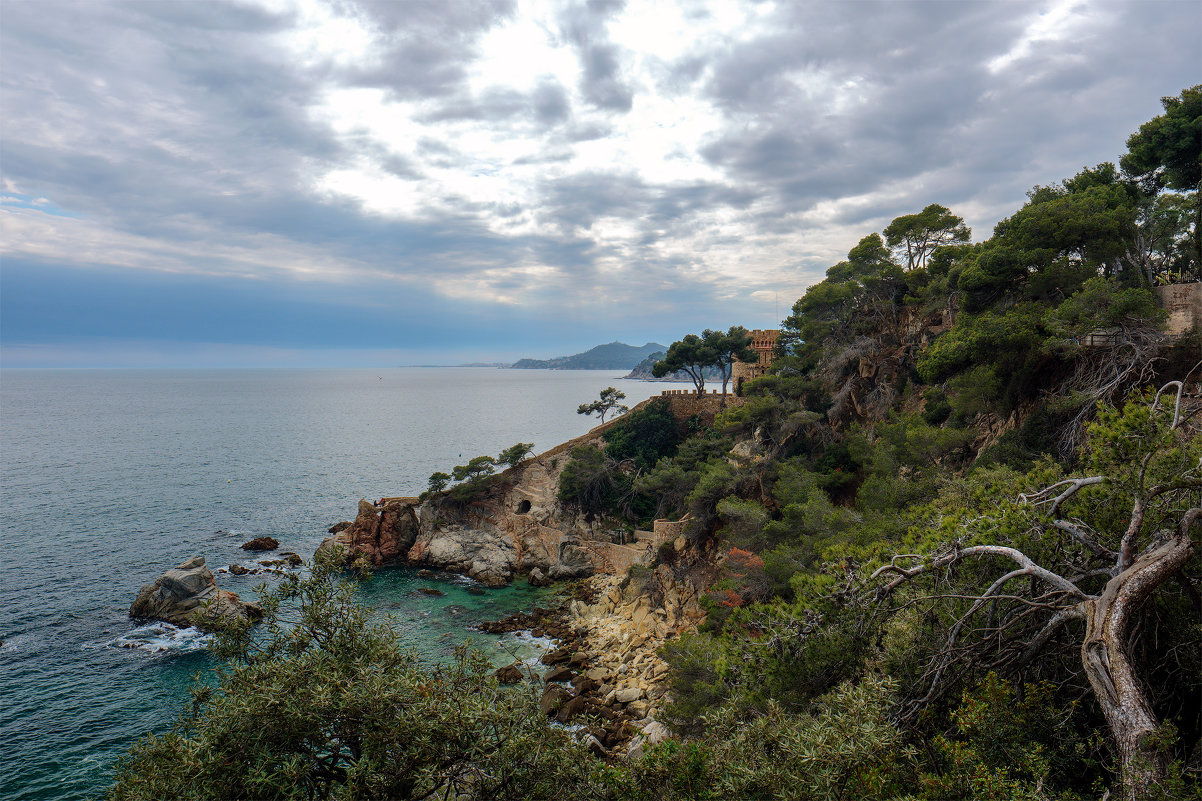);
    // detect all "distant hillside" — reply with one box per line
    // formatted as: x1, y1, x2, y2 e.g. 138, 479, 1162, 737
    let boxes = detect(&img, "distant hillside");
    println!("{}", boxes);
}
511, 341, 668, 370
625, 352, 724, 381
